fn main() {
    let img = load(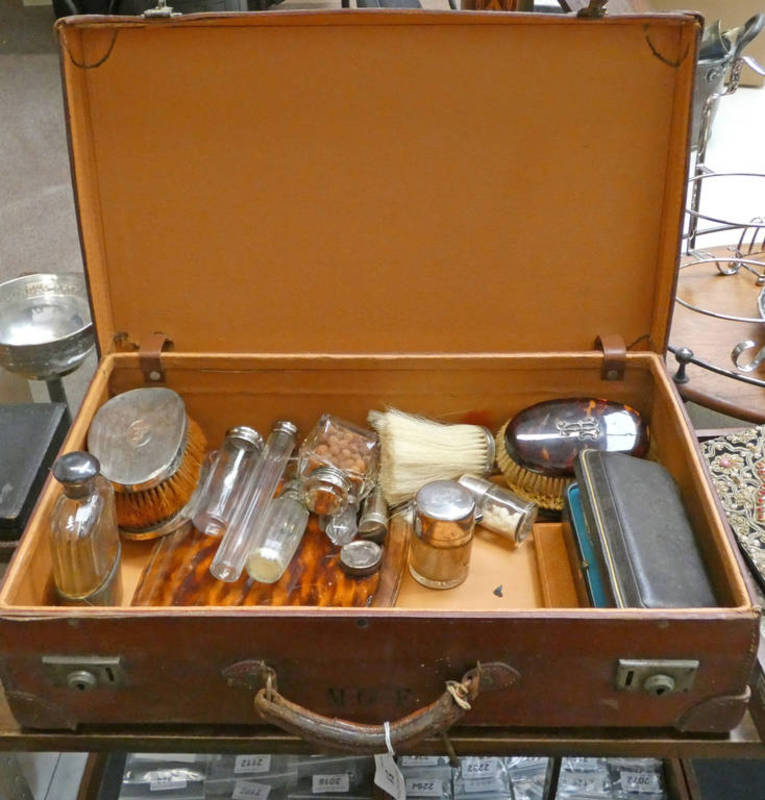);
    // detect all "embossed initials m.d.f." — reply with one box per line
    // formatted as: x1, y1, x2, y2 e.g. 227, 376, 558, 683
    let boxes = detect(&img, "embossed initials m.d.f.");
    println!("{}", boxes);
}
328, 686, 415, 708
